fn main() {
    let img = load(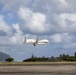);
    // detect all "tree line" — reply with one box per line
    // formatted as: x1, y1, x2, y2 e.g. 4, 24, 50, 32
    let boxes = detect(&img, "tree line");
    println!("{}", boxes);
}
5, 52, 76, 62
23, 52, 76, 62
